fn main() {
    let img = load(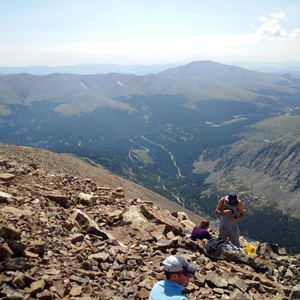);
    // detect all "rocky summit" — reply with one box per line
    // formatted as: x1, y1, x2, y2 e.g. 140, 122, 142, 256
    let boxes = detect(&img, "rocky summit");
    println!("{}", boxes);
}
0, 143, 300, 300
